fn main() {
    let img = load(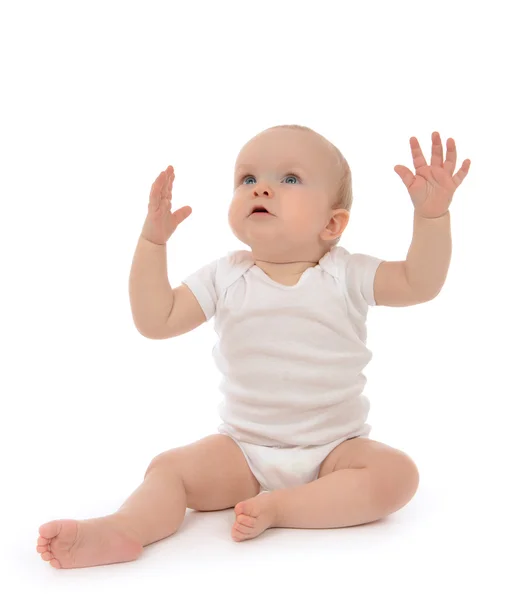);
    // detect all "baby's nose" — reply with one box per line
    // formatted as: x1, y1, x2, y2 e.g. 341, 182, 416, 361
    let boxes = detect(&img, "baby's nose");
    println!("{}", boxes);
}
253, 183, 273, 197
